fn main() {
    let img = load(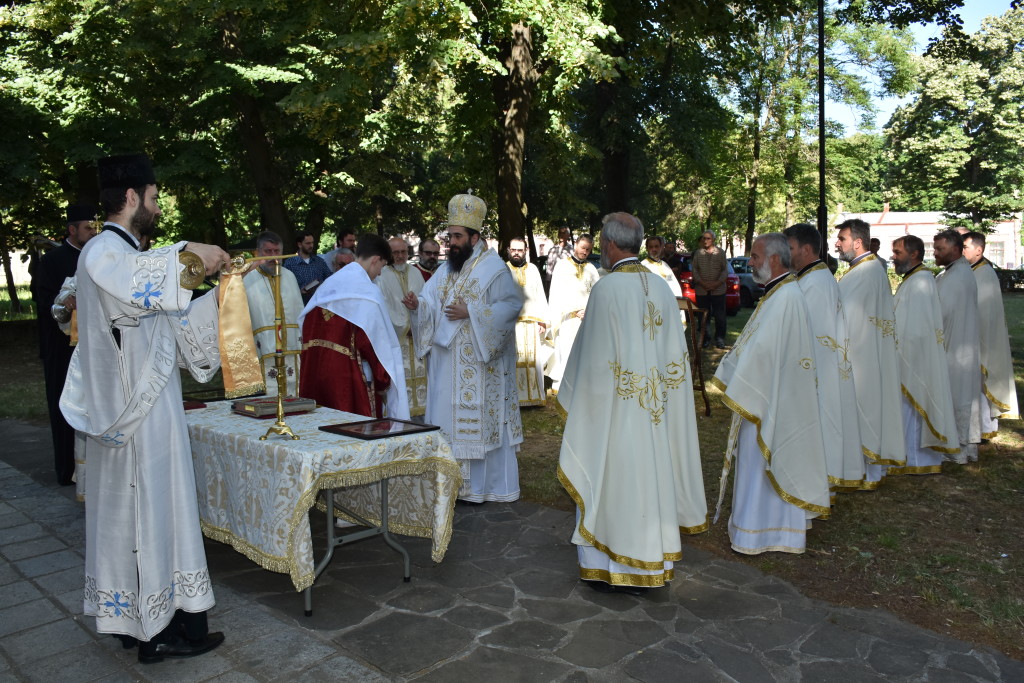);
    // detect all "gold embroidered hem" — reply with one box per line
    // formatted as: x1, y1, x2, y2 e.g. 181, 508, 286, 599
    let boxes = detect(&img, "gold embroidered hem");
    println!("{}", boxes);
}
886, 464, 942, 476
558, 467, 682, 570
828, 475, 866, 488
860, 446, 901, 466
731, 542, 806, 556
714, 377, 830, 518
901, 385, 952, 444
579, 567, 674, 587
982, 379, 1014, 415
680, 519, 710, 535
982, 430, 998, 440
